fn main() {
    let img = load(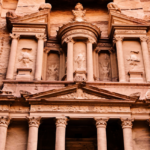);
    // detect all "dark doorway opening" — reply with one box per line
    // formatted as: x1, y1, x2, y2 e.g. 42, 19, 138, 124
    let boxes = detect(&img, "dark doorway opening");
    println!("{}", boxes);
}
66, 118, 97, 150
37, 118, 56, 150
106, 119, 124, 150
